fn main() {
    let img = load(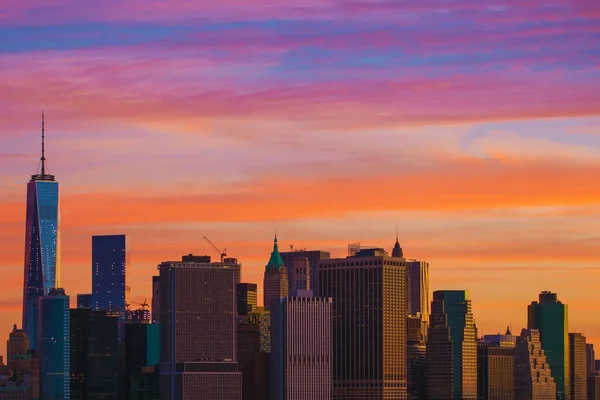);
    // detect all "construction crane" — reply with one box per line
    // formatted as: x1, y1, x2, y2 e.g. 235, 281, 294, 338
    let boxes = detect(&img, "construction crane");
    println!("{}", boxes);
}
131, 299, 149, 310
203, 235, 227, 262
